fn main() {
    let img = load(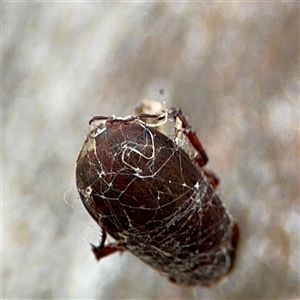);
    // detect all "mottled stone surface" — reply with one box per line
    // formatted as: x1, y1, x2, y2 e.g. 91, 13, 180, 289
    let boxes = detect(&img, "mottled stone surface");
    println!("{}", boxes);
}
3, 2, 299, 299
